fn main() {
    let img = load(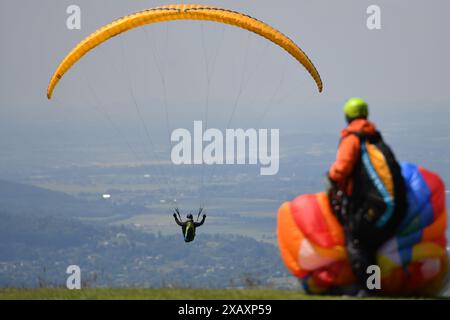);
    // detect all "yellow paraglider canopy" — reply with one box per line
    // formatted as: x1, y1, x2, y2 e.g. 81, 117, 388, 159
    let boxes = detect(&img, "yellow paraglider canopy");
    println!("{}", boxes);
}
47, 4, 323, 99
